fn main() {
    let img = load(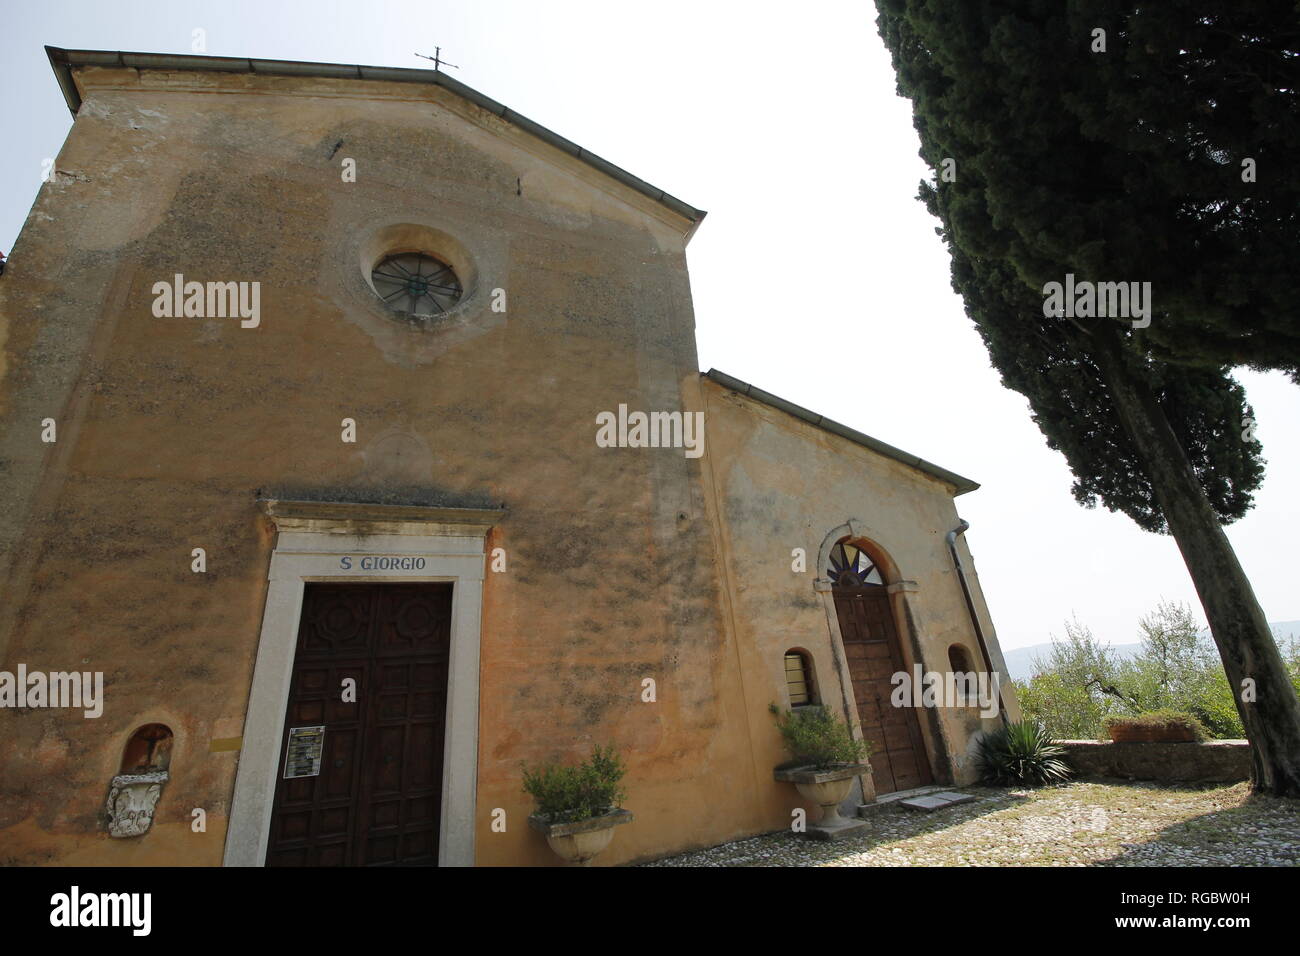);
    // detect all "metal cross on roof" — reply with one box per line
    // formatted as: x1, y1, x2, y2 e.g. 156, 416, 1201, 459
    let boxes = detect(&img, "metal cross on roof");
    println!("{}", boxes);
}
415, 46, 459, 72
